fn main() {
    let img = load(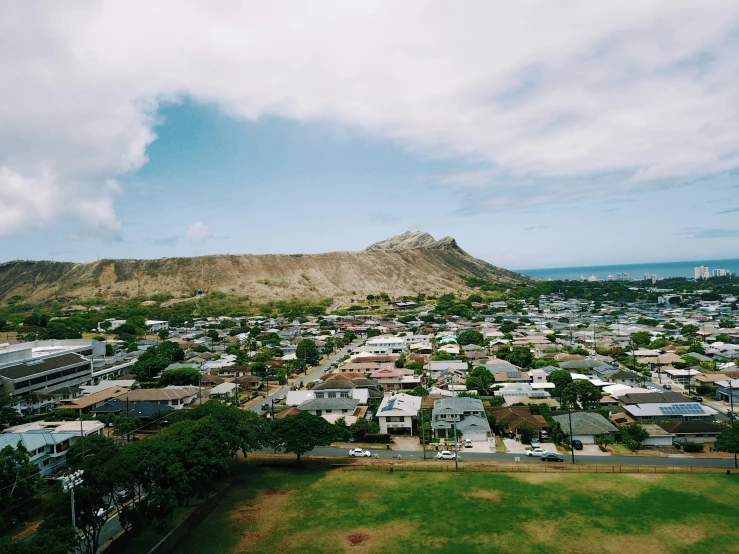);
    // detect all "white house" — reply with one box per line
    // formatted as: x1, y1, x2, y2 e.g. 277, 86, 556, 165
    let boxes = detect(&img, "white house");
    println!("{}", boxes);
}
365, 335, 406, 354
376, 393, 421, 435
146, 320, 169, 332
